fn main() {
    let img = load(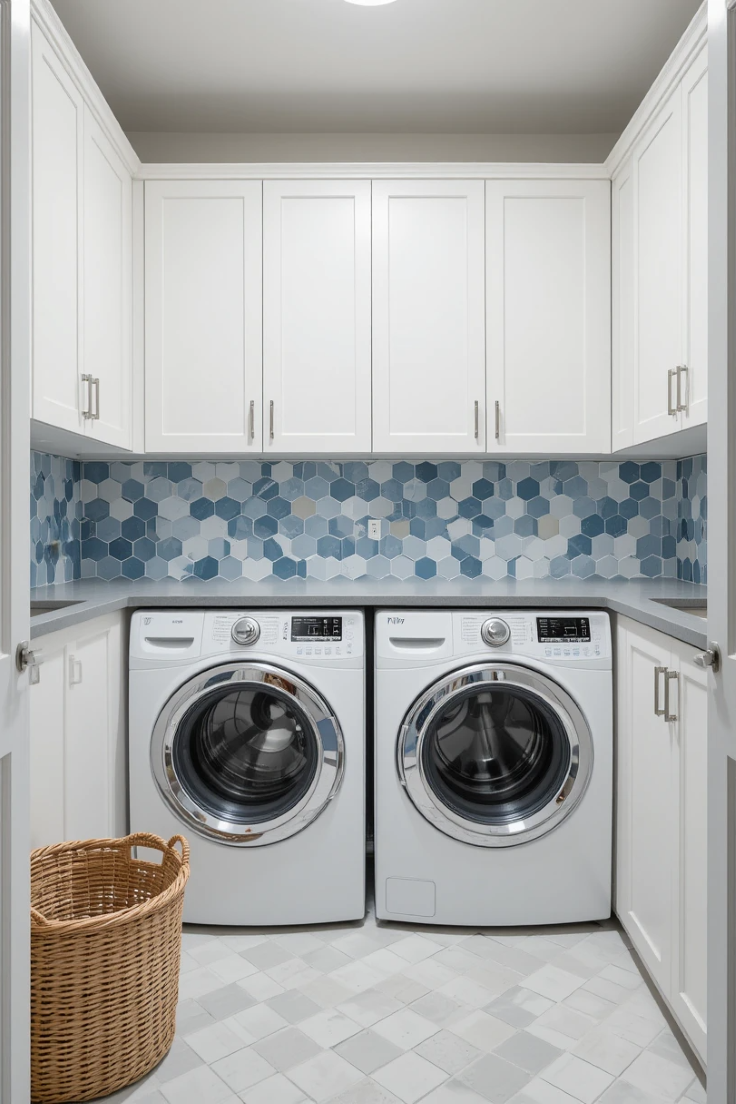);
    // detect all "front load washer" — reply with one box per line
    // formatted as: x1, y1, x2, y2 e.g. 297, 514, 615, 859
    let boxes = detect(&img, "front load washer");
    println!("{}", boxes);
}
129, 609, 365, 925
374, 609, 612, 926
